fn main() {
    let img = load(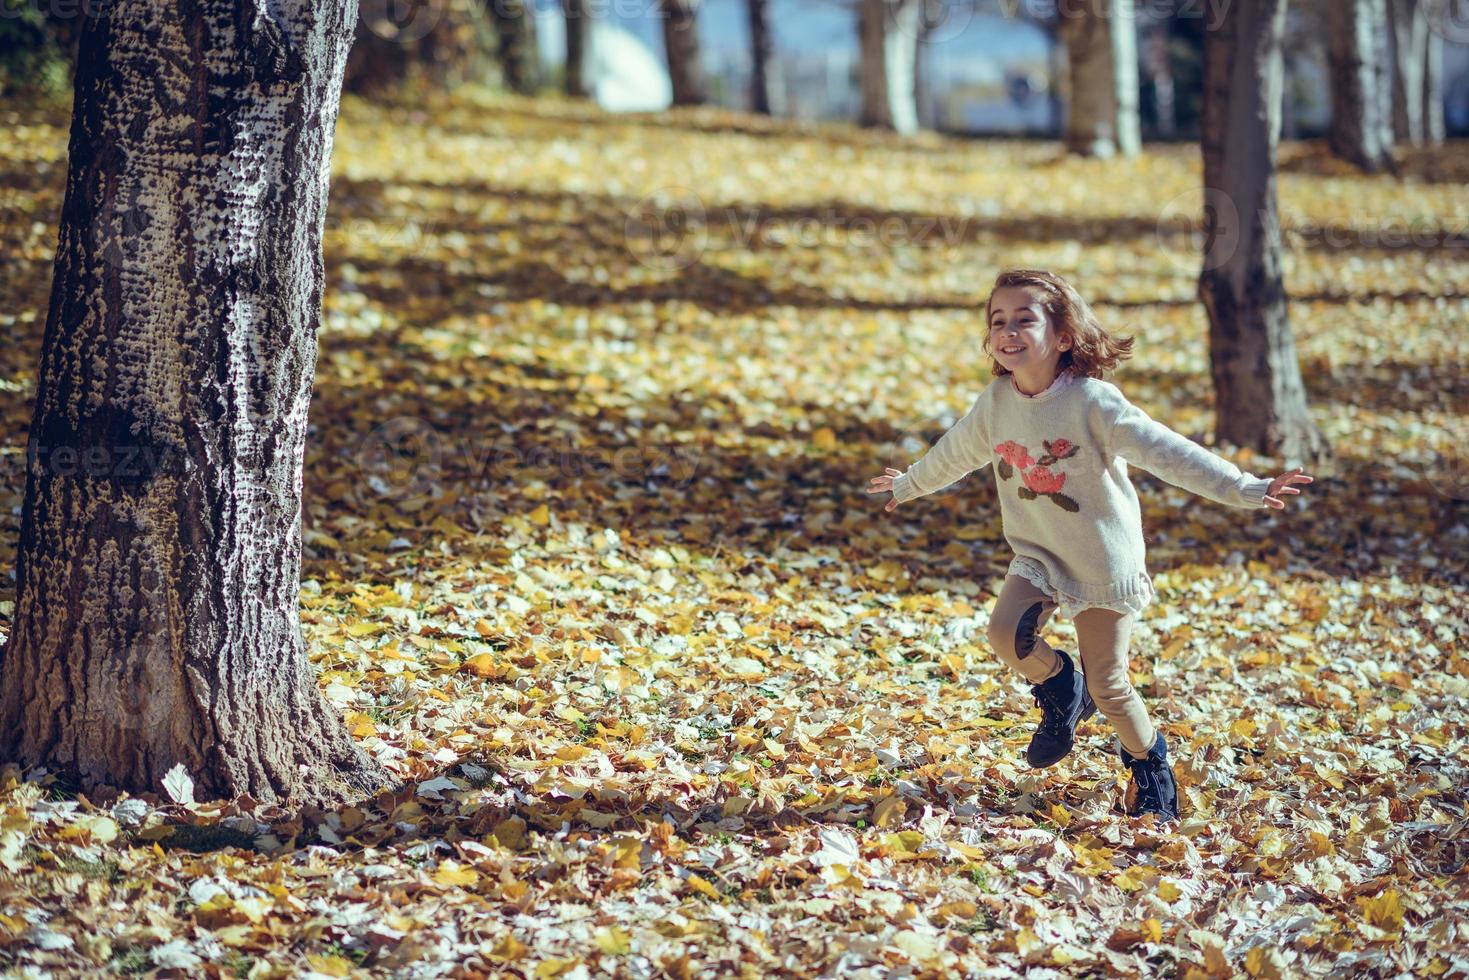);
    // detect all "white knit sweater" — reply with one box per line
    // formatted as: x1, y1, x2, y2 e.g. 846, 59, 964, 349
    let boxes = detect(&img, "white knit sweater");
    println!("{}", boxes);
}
889, 370, 1273, 619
